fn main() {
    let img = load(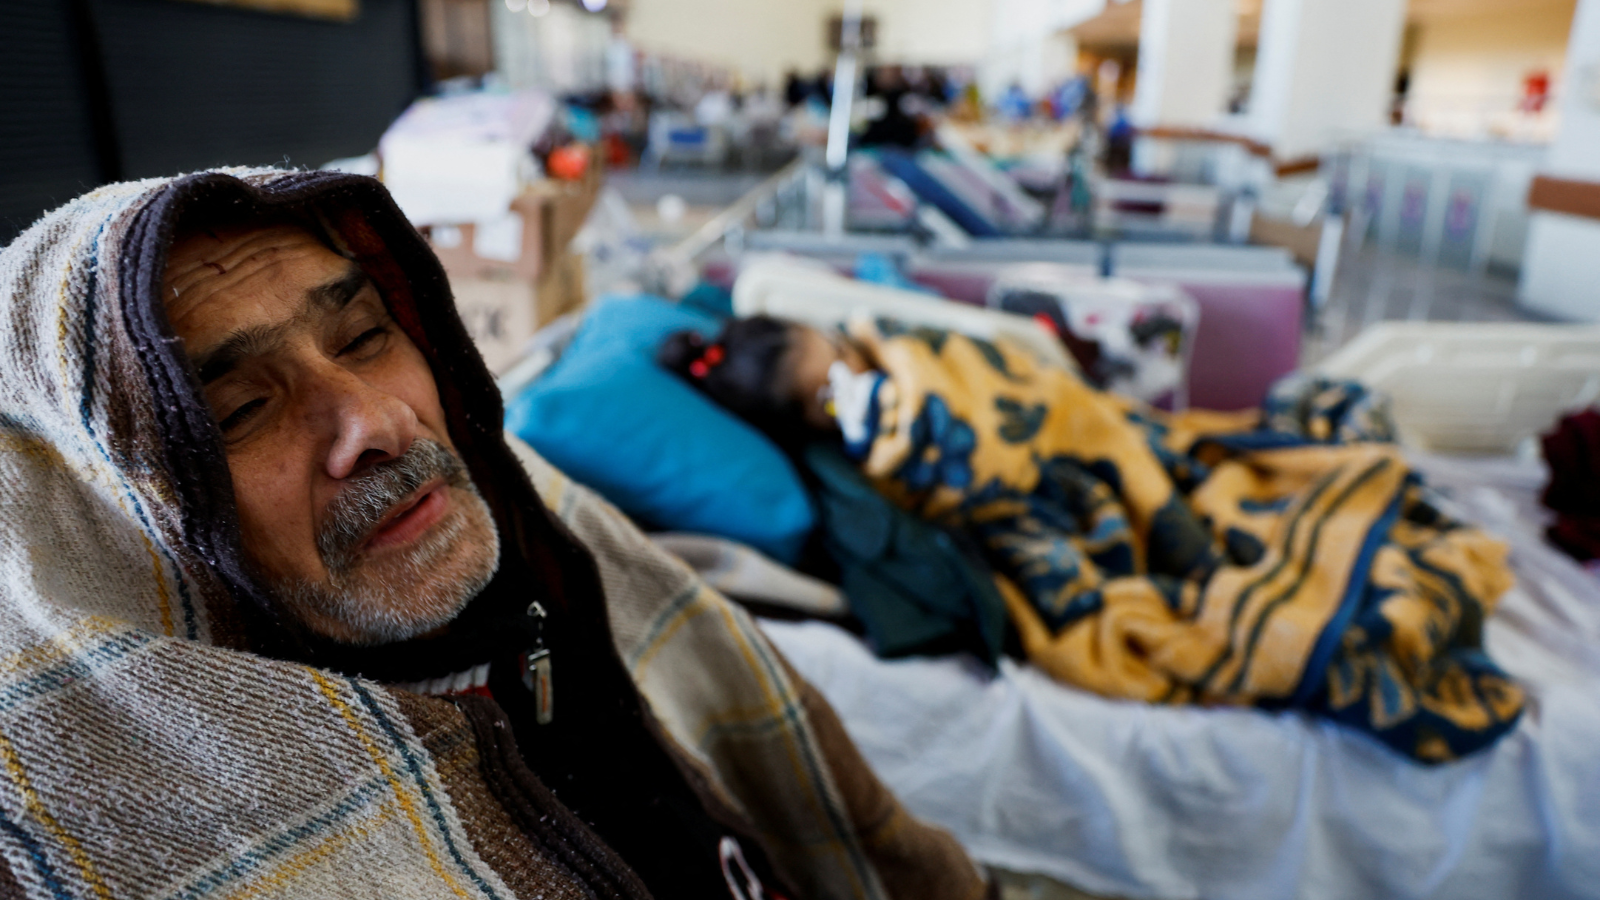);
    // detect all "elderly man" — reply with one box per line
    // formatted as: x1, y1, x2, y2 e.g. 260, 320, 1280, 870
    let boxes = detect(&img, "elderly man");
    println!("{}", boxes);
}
0, 170, 987, 900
